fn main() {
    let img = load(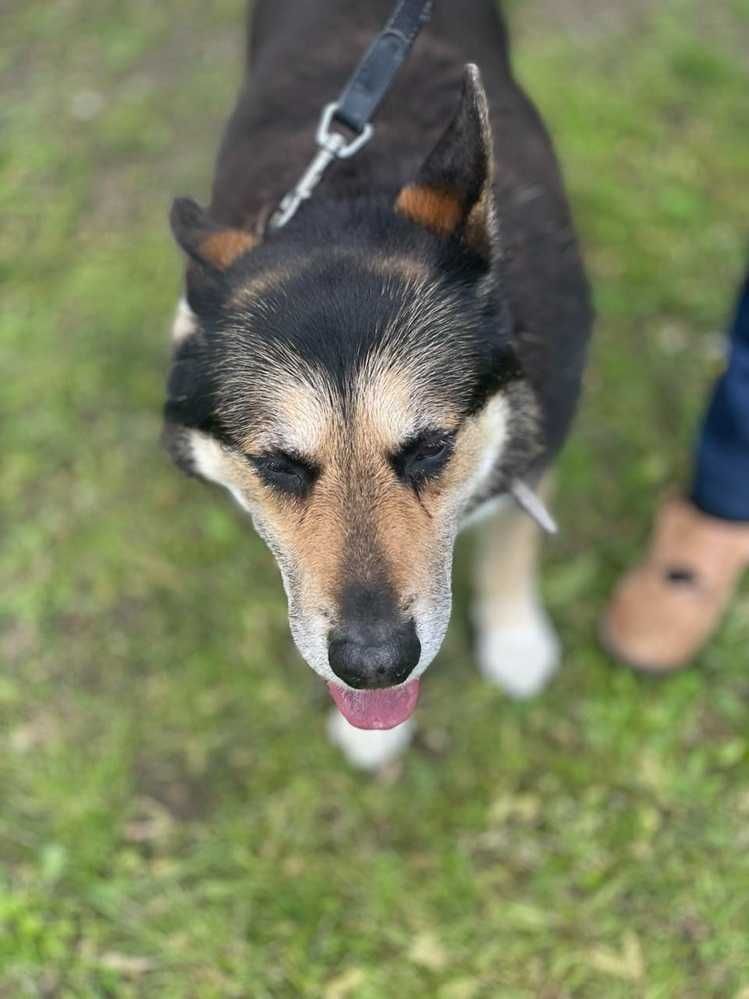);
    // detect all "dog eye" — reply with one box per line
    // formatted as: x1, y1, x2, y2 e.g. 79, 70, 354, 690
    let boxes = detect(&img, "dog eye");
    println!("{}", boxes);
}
415, 439, 449, 460
392, 431, 454, 488
249, 451, 317, 497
